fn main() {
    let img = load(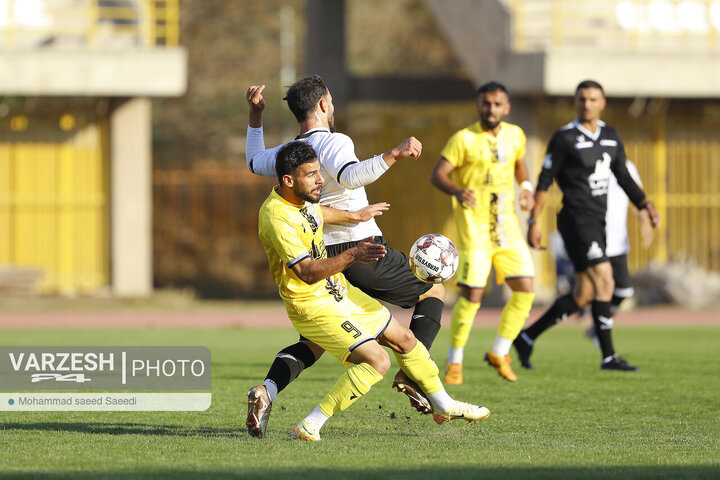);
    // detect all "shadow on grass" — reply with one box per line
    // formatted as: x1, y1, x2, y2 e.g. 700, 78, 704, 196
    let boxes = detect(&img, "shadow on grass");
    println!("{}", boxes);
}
0, 422, 240, 438
1, 466, 719, 480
